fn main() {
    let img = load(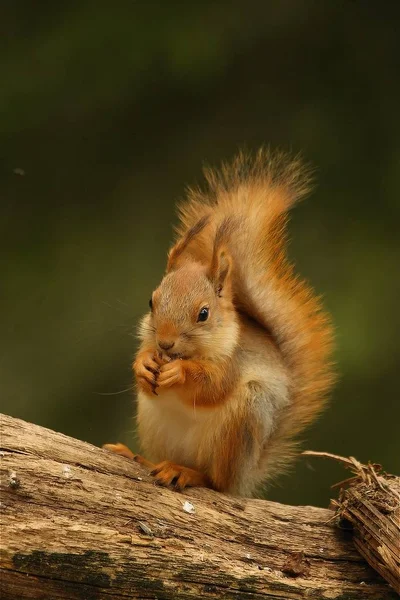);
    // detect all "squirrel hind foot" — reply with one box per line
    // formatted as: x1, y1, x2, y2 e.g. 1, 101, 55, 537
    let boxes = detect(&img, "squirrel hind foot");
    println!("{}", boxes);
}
102, 442, 136, 459
150, 461, 211, 491
102, 443, 155, 469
